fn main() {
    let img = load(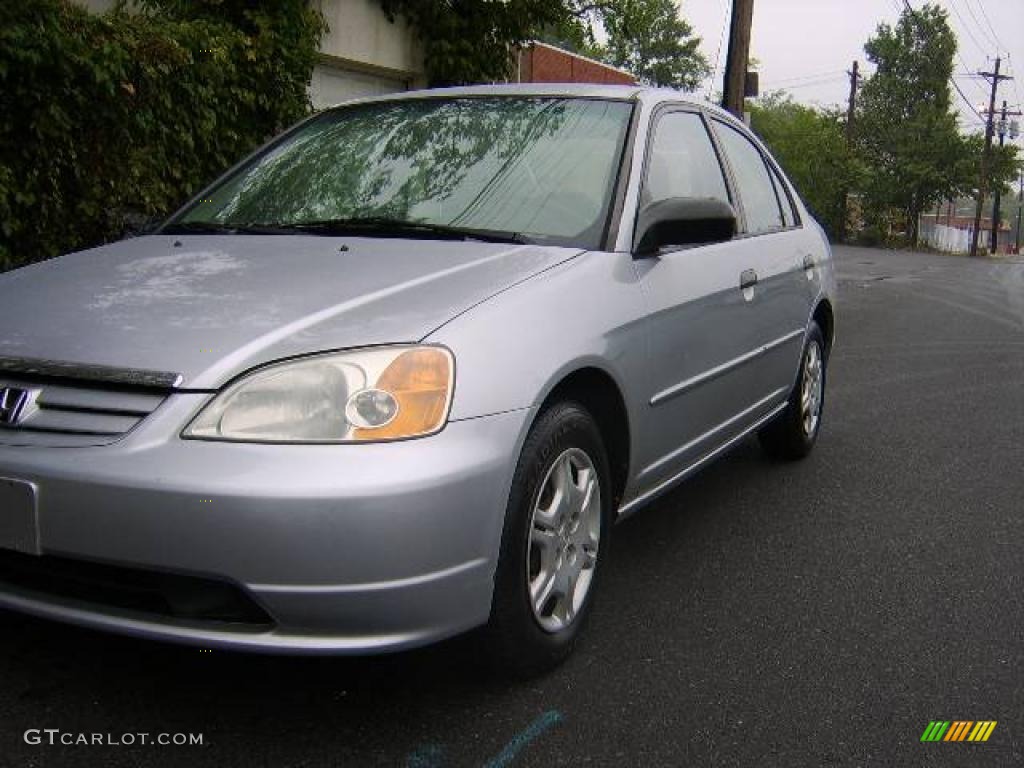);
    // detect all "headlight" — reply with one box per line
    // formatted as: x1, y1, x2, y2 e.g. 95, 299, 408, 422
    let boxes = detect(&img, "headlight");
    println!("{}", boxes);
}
183, 346, 454, 443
